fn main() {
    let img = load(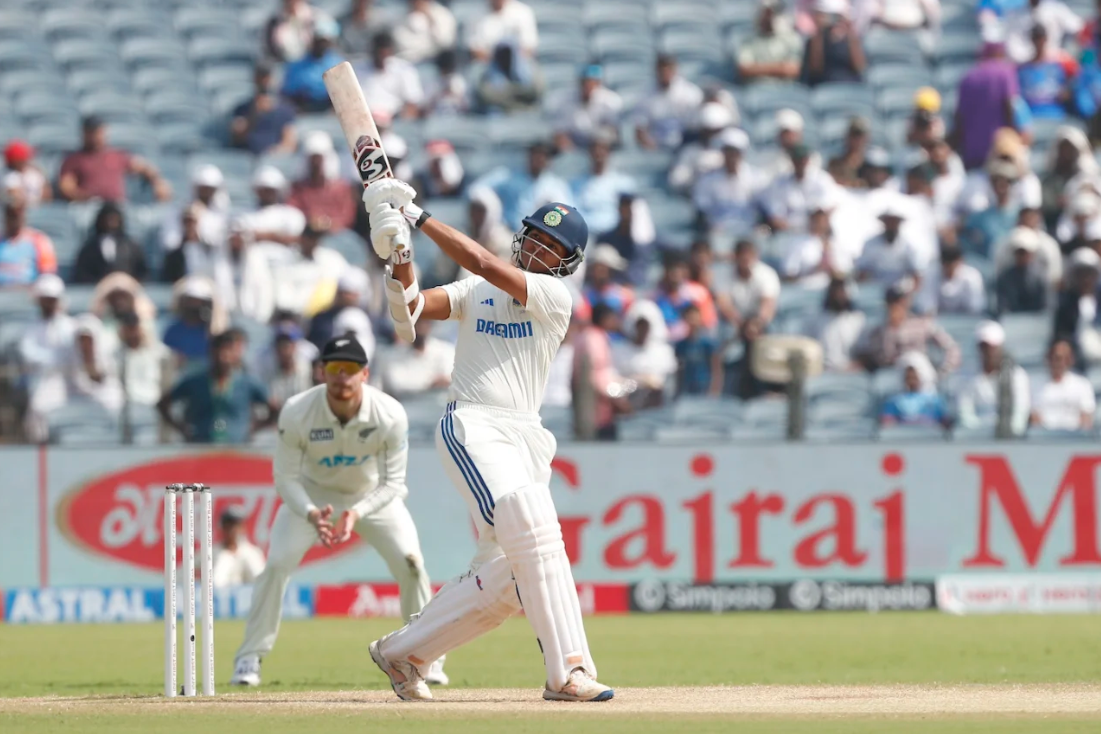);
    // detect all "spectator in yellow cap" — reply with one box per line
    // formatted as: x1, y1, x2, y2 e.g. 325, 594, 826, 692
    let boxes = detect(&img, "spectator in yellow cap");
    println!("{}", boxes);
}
906, 87, 945, 146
